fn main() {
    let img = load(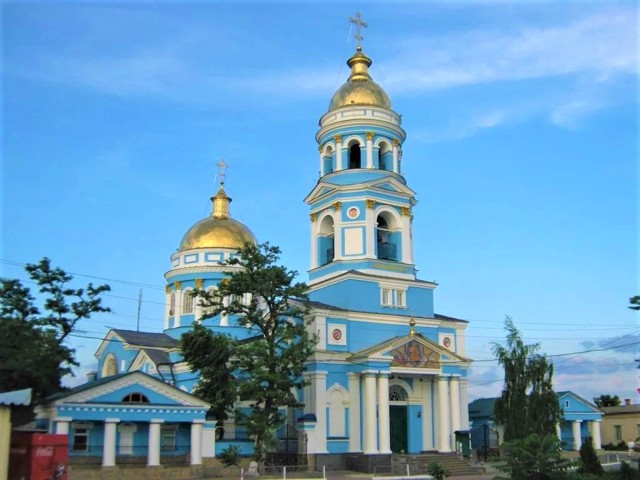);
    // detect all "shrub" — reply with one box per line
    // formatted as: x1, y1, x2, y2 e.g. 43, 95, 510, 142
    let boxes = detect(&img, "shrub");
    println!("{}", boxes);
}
427, 462, 450, 480
219, 445, 242, 468
579, 437, 603, 475
493, 434, 570, 480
